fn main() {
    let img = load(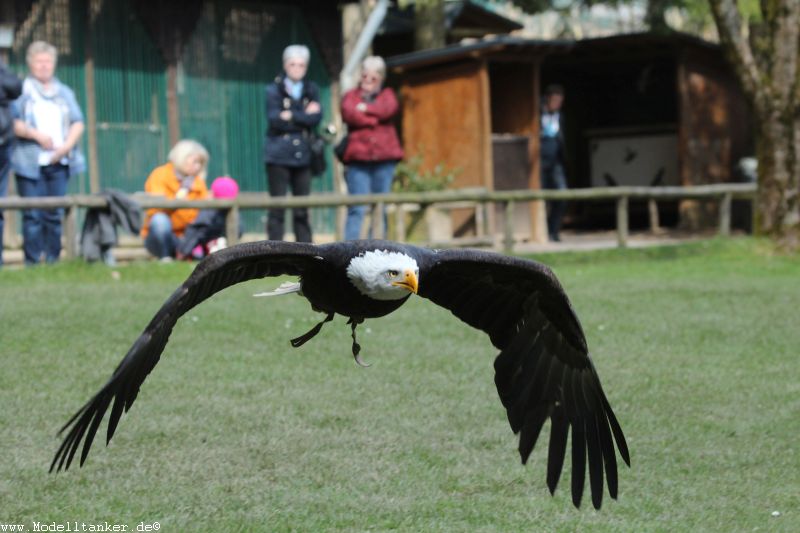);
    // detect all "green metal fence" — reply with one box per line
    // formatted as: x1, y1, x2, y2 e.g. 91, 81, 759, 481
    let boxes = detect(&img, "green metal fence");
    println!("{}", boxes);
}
90, 0, 169, 193
179, 1, 335, 234
8, 0, 335, 235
